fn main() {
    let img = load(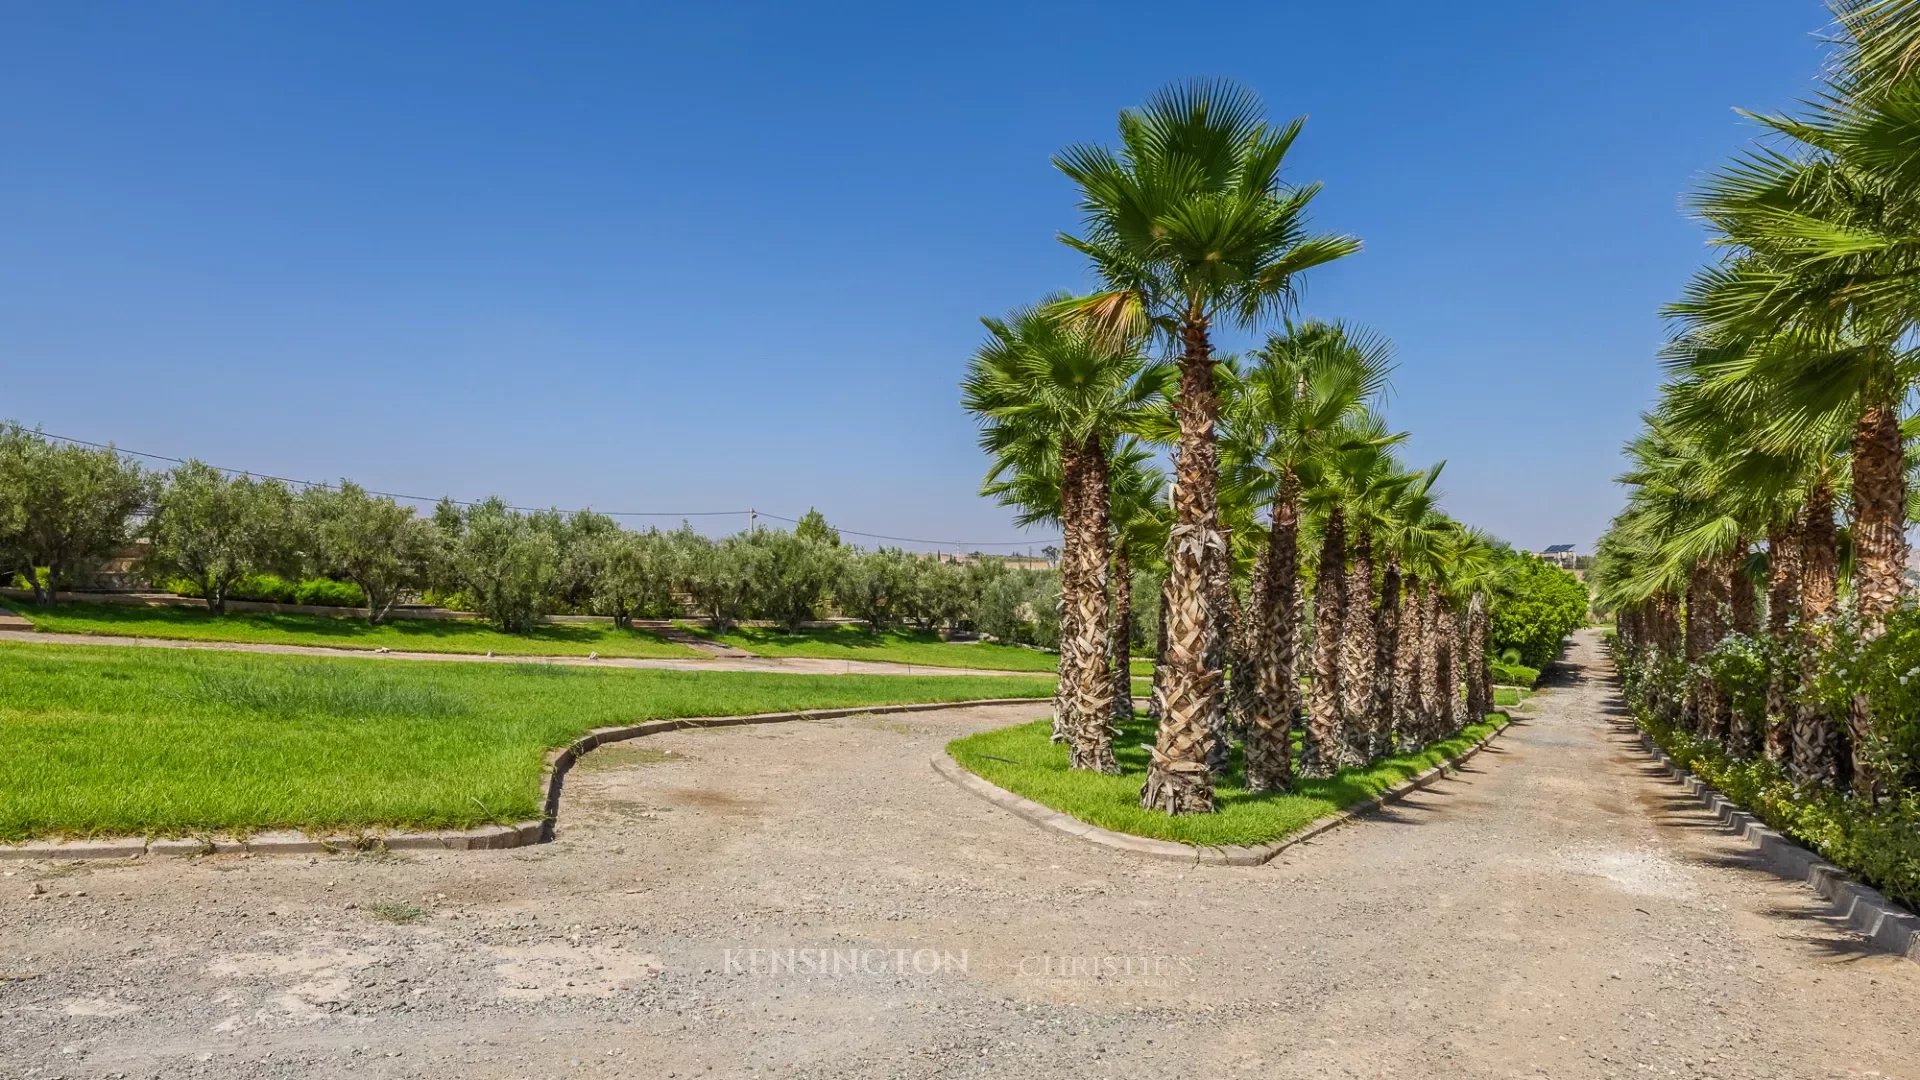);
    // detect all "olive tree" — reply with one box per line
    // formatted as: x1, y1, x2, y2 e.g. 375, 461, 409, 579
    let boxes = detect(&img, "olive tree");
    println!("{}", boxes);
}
671, 527, 753, 631
301, 482, 441, 625
143, 461, 300, 614
440, 498, 561, 633
0, 425, 148, 604
582, 527, 675, 628
836, 547, 917, 630
742, 528, 841, 632
904, 556, 973, 633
